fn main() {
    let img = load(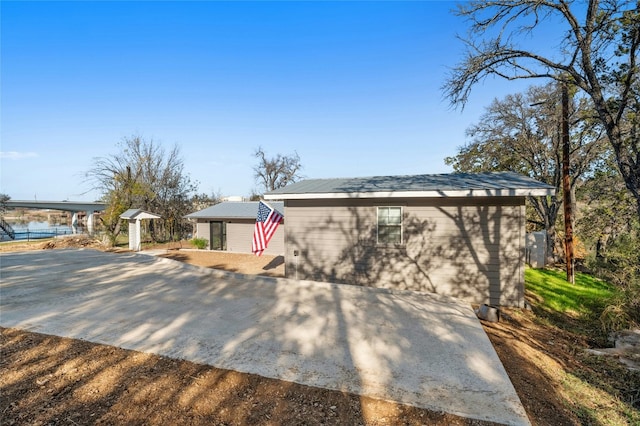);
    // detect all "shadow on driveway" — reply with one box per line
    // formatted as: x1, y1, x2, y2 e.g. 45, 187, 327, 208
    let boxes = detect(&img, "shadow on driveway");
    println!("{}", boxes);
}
0, 249, 529, 425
